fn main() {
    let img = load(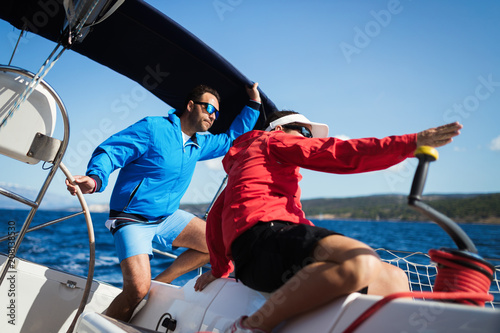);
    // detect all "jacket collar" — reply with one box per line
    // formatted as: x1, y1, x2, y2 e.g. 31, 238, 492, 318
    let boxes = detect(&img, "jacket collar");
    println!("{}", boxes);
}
169, 109, 200, 147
